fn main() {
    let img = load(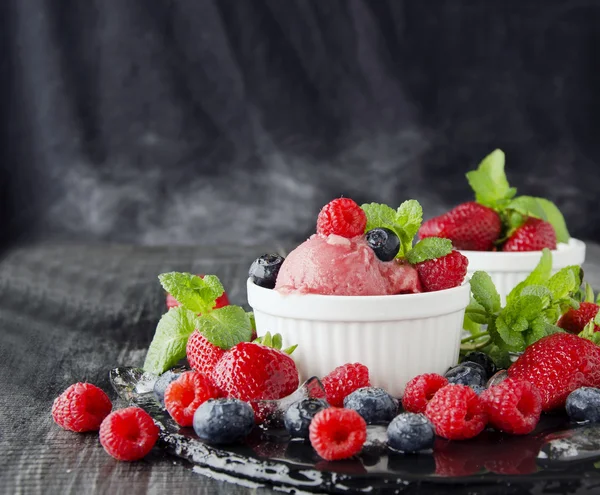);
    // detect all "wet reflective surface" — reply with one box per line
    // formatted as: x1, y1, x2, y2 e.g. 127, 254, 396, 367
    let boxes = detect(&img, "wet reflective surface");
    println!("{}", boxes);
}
110, 367, 600, 494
